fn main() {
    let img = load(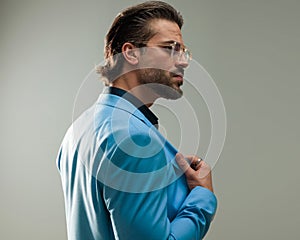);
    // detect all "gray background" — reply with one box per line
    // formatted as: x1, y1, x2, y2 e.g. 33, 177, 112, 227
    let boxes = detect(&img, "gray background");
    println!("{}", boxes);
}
1, 0, 299, 239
